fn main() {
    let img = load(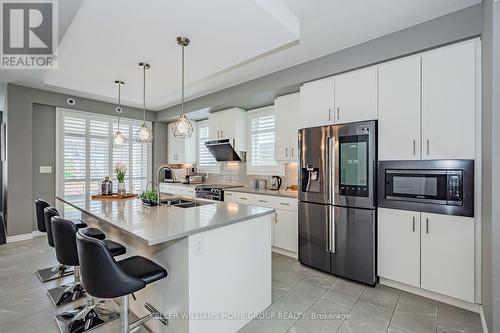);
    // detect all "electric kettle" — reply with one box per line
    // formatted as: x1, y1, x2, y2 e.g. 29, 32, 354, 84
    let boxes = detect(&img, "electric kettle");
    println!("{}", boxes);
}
270, 176, 282, 190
